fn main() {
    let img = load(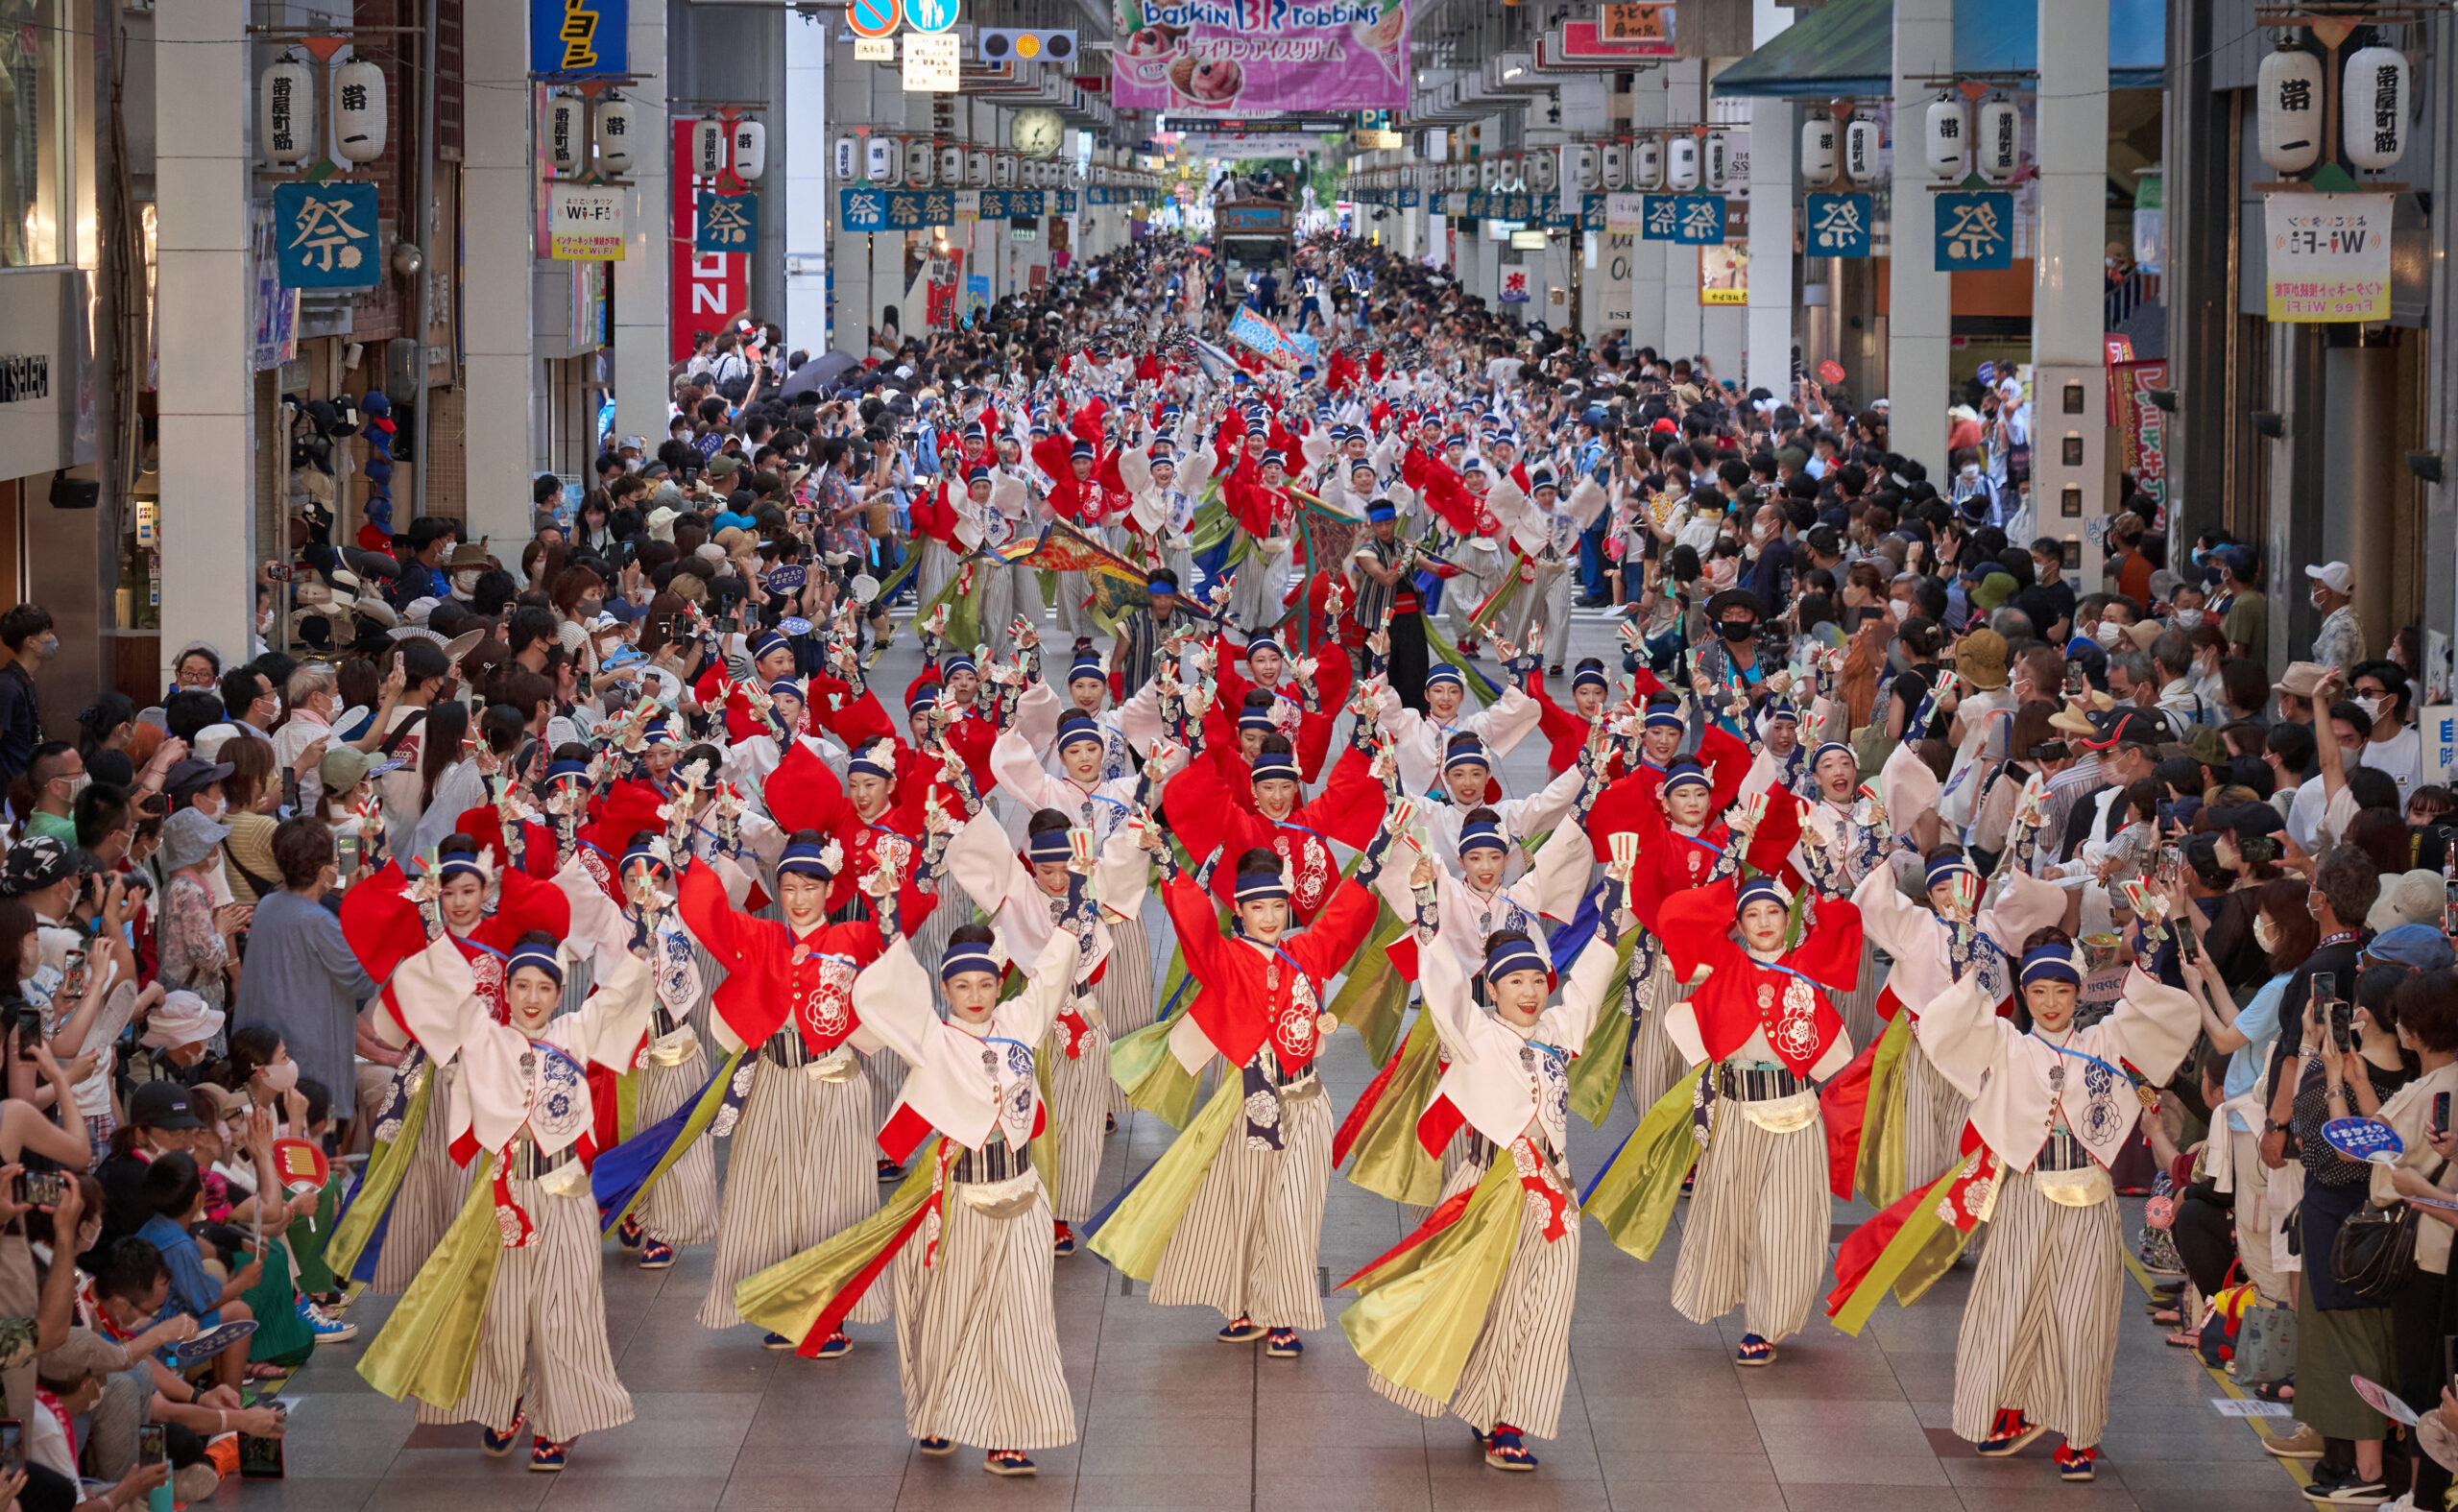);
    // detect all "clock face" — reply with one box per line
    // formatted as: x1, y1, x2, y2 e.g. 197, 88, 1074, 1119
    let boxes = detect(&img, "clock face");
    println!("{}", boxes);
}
1012, 108, 1063, 159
